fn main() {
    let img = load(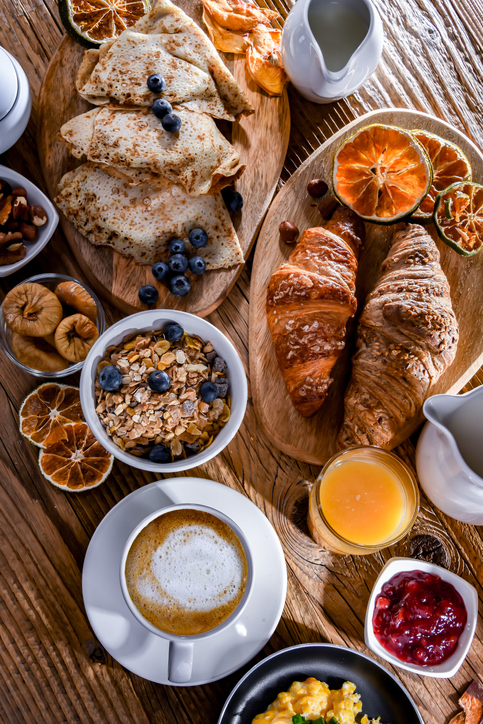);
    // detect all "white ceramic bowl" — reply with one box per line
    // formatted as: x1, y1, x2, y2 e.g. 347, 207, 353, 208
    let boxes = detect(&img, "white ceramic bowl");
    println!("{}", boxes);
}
0, 165, 58, 276
365, 557, 478, 678
80, 310, 248, 472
